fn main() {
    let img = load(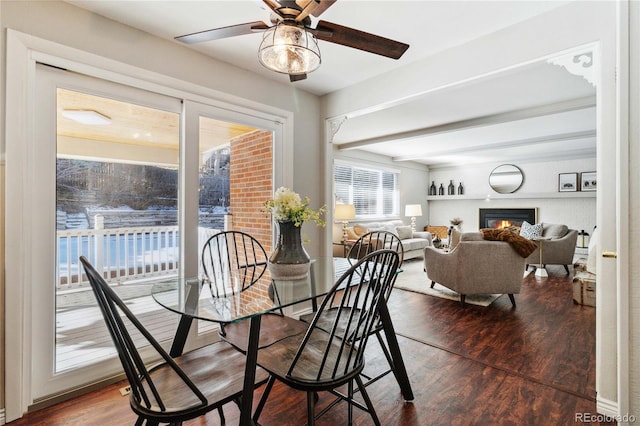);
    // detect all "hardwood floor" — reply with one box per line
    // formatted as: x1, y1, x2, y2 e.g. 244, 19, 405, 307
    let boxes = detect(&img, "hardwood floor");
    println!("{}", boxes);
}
8, 264, 615, 425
